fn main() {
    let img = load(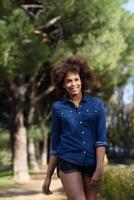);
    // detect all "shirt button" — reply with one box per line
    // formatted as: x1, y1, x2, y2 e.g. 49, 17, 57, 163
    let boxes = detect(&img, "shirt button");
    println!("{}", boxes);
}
80, 121, 82, 124
83, 141, 85, 144
83, 151, 86, 154
78, 112, 81, 114
82, 131, 84, 134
